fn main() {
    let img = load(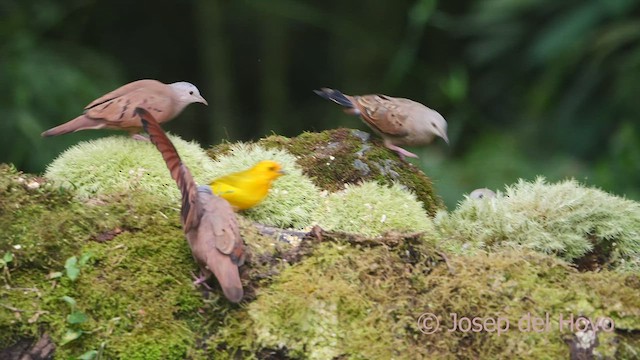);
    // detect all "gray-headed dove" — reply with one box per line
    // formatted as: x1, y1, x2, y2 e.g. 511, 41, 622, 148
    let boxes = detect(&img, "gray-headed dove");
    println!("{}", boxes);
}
42, 79, 207, 138
314, 88, 448, 159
